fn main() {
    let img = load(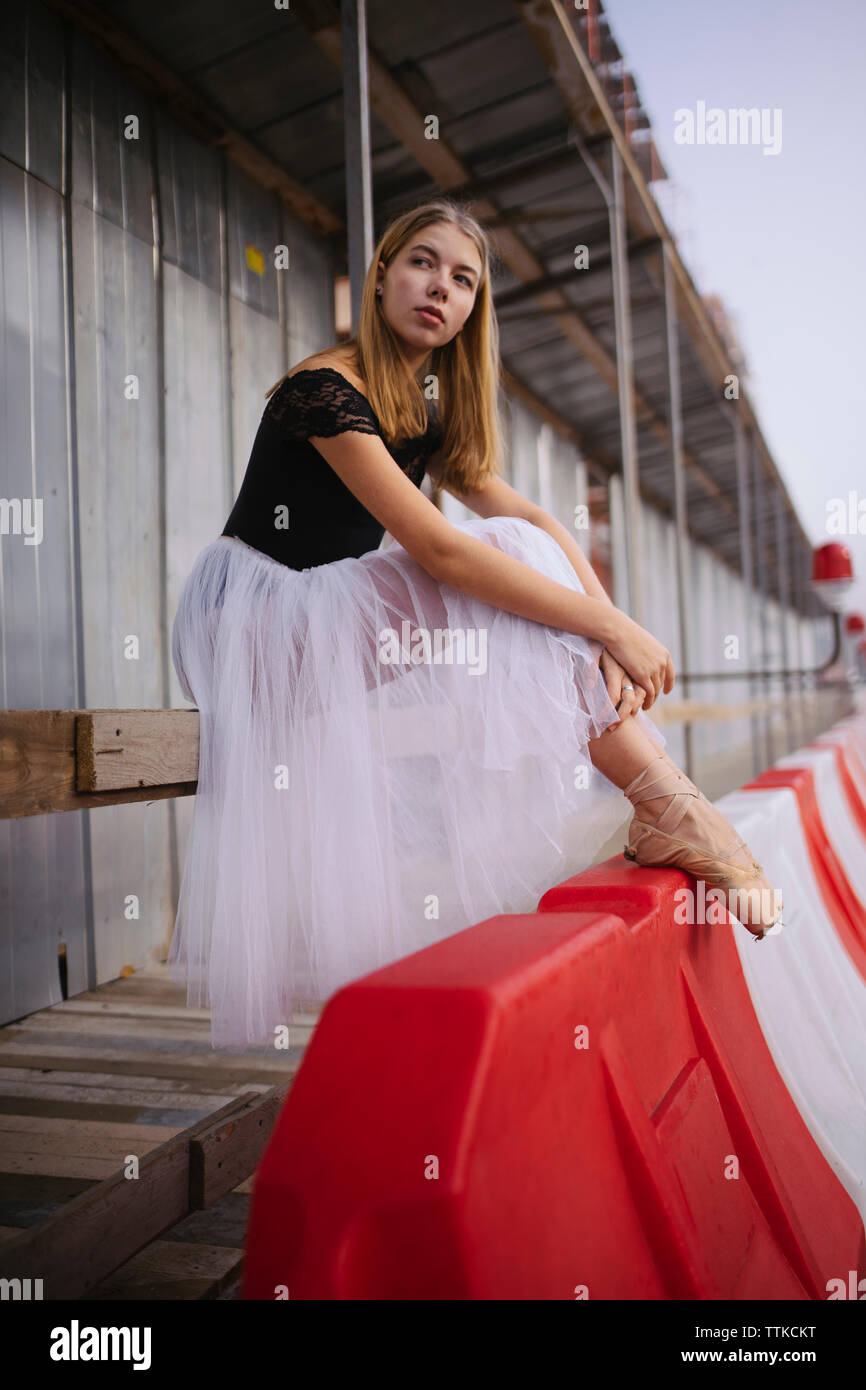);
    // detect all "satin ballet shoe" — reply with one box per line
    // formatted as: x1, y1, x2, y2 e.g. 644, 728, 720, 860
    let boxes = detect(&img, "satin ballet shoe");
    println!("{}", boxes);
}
620, 754, 783, 940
